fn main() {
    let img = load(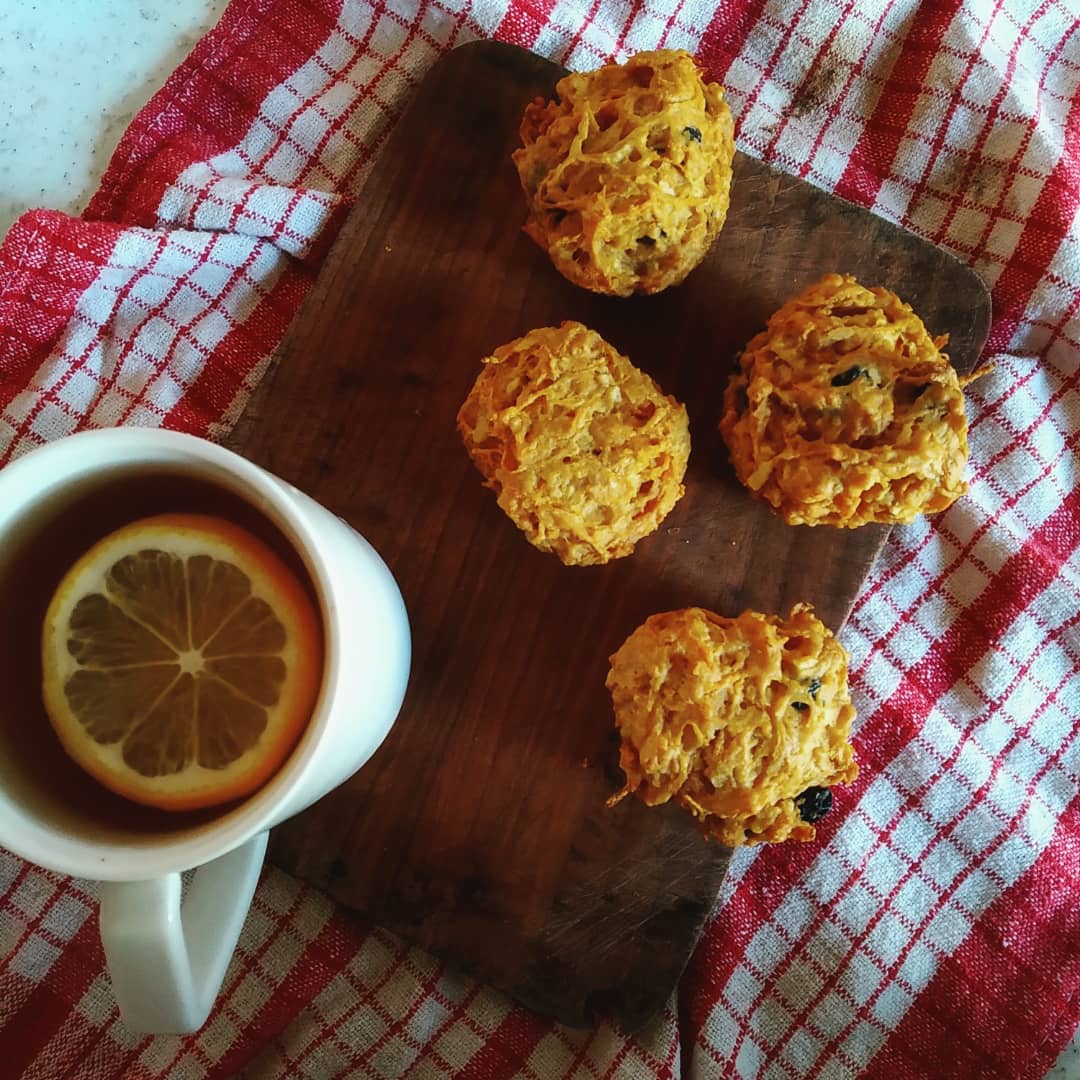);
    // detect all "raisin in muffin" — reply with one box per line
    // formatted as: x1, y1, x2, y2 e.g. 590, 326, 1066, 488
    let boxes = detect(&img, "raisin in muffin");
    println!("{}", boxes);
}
606, 605, 857, 846
457, 321, 690, 566
720, 273, 974, 527
513, 49, 735, 297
